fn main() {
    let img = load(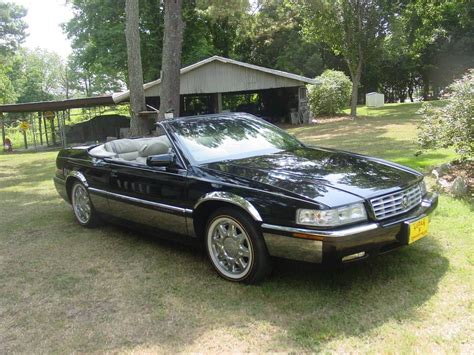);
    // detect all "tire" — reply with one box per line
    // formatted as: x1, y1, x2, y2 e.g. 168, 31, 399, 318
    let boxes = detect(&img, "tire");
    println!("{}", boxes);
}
205, 207, 272, 284
71, 181, 100, 228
